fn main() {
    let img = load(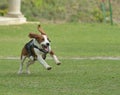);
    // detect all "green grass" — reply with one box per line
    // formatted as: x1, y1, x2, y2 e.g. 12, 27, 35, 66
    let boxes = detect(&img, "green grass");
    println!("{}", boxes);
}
0, 23, 120, 57
0, 59, 120, 95
0, 23, 120, 95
